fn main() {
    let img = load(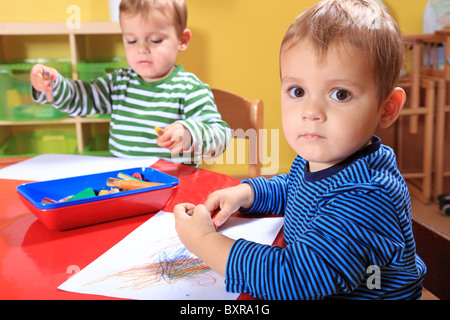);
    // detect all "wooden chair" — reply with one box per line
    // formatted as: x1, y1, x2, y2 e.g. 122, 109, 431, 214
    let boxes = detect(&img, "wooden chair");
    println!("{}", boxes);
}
418, 30, 450, 197
393, 34, 436, 203
413, 216, 450, 300
199, 88, 264, 179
